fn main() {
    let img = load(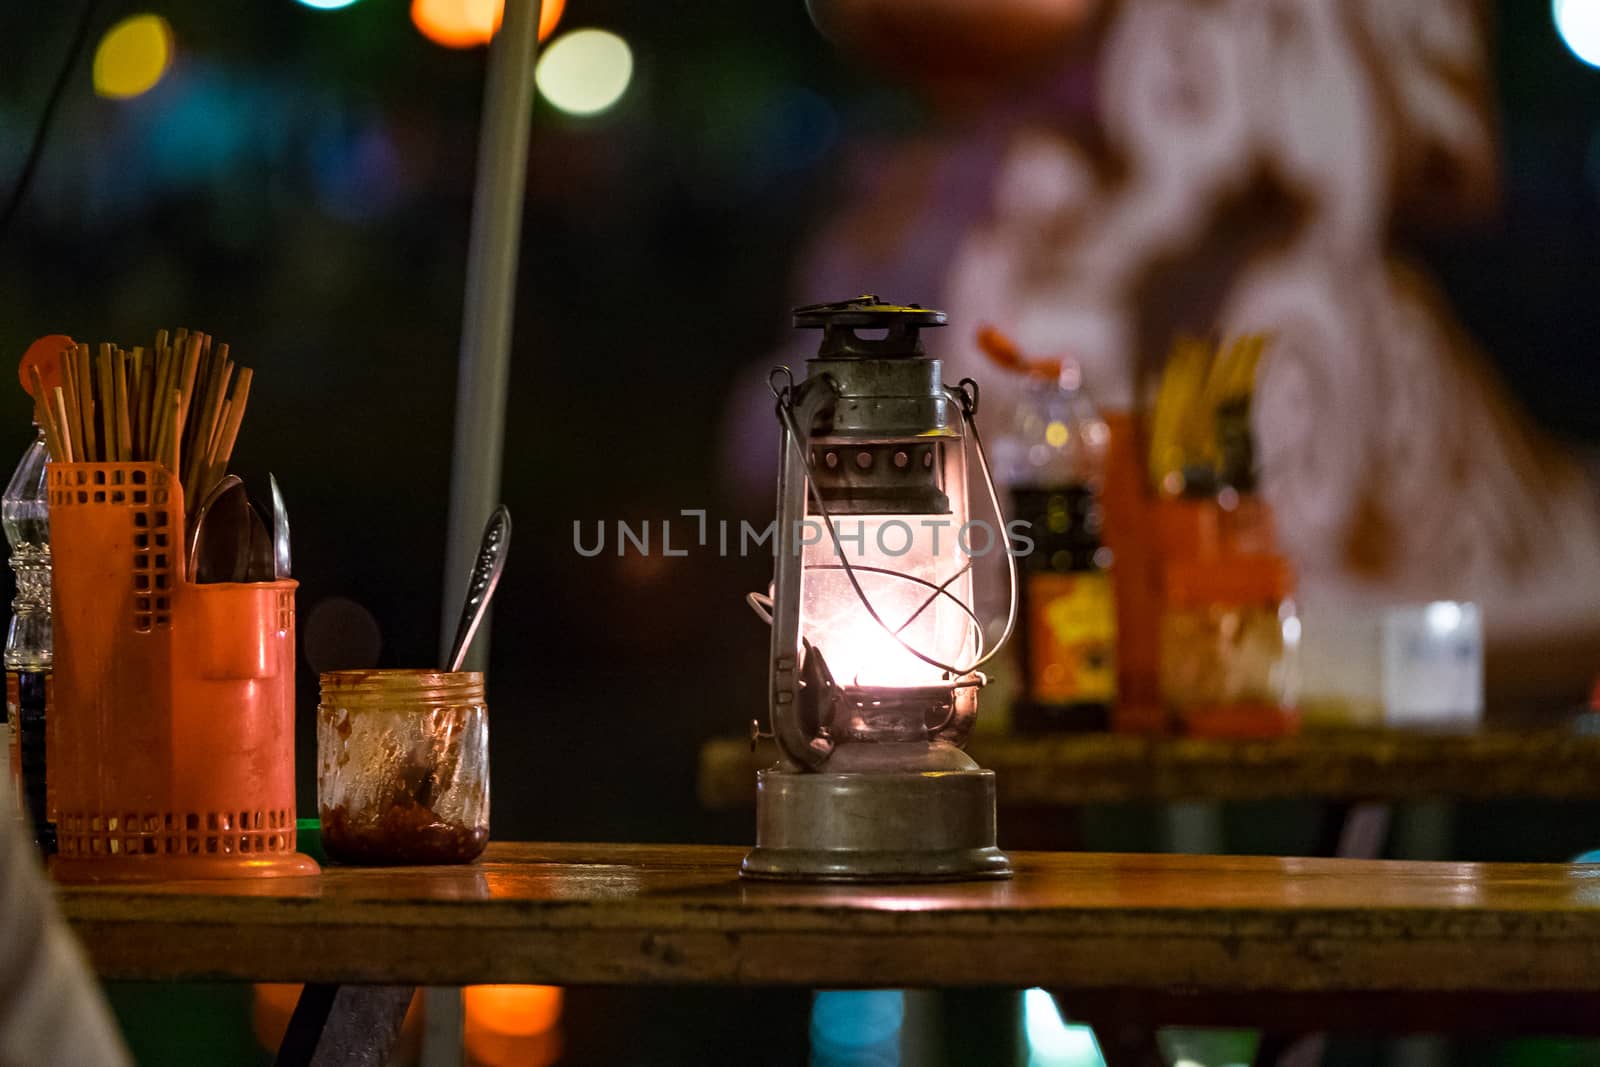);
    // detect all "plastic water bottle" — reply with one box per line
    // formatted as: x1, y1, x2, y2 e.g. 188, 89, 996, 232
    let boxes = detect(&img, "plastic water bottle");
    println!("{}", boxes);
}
4, 424, 53, 852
